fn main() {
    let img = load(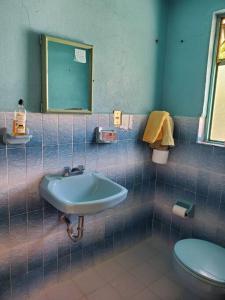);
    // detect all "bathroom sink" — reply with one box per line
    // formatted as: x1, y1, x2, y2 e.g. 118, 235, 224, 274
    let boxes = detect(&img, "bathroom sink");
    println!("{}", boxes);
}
40, 172, 128, 215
